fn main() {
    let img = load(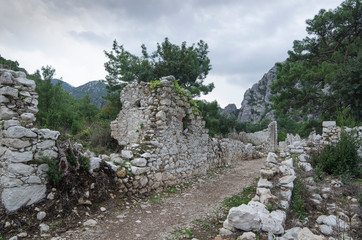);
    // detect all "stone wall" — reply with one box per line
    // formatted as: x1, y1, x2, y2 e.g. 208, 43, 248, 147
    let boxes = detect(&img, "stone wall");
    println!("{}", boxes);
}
237, 121, 278, 152
0, 68, 59, 212
109, 76, 263, 193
